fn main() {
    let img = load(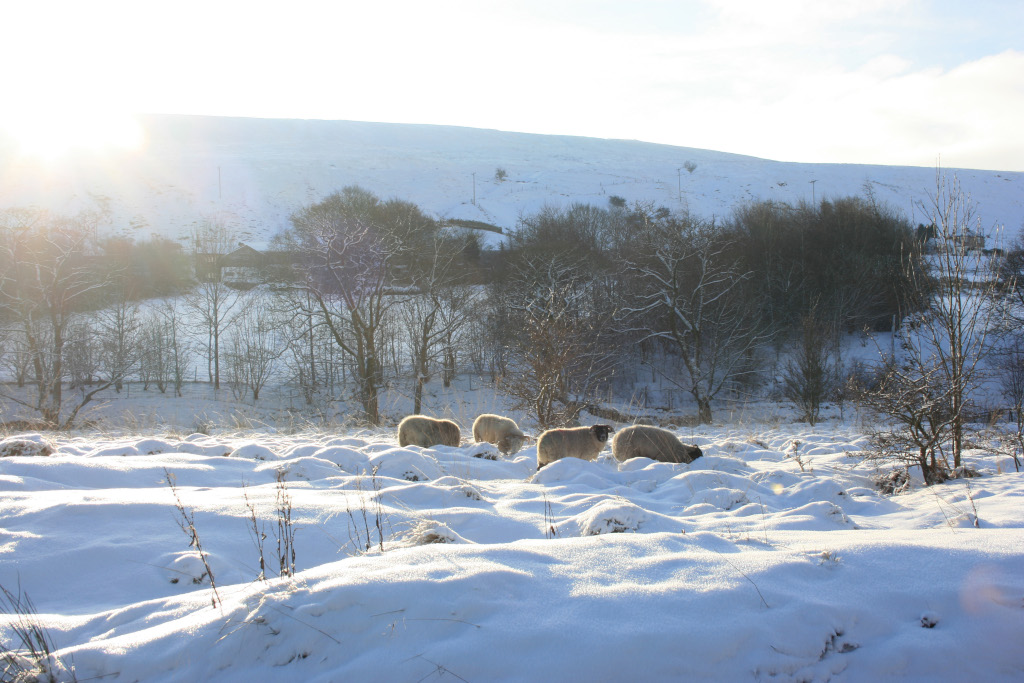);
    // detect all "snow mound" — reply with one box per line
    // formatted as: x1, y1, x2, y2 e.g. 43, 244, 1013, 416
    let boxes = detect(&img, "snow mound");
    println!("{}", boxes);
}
572, 499, 648, 535
229, 443, 282, 460
0, 435, 54, 458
